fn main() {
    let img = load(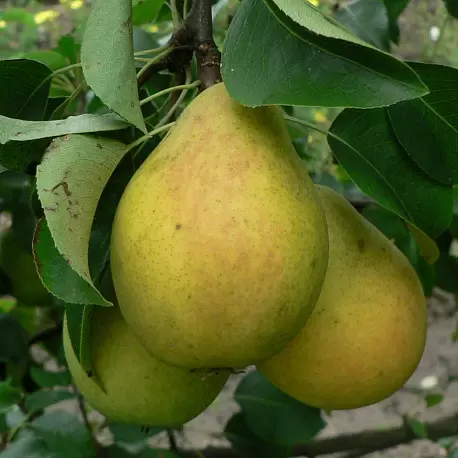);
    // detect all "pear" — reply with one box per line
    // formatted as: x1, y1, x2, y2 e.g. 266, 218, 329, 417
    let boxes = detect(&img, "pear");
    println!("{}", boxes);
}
110, 82, 329, 369
257, 185, 427, 410
63, 305, 229, 426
